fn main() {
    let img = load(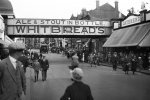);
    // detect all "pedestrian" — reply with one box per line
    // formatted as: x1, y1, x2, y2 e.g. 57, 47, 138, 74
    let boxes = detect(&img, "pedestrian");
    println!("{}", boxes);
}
31, 51, 34, 60
111, 52, 118, 71
131, 56, 137, 75
32, 59, 41, 82
89, 53, 94, 67
137, 56, 143, 71
41, 56, 49, 81
18, 51, 30, 73
122, 55, 129, 74
69, 59, 79, 81
0, 42, 26, 100
60, 68, 94, 100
